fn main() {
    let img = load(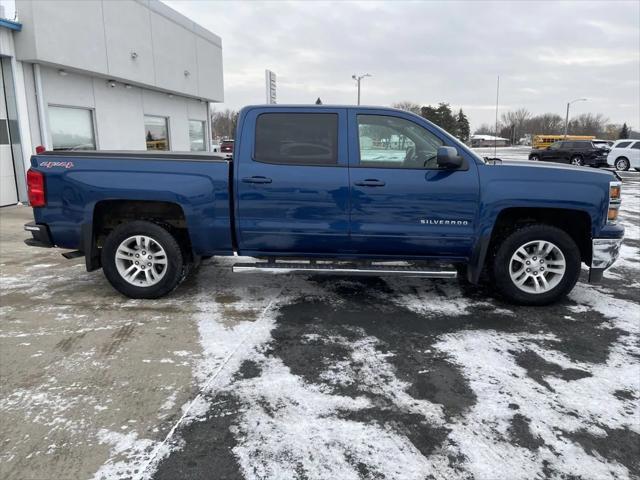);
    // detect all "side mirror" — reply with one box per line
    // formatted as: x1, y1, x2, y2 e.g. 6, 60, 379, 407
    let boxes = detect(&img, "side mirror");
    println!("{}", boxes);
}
436, 146, 463, 169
